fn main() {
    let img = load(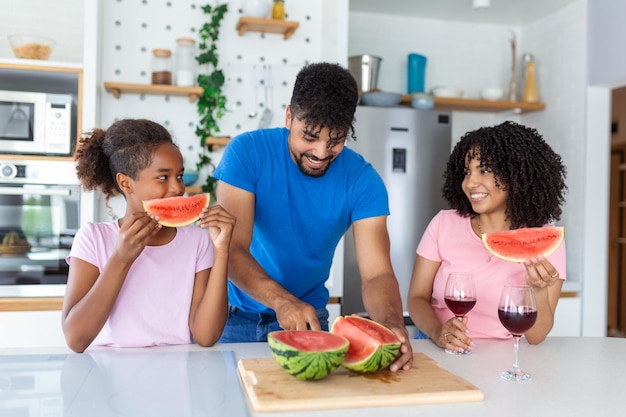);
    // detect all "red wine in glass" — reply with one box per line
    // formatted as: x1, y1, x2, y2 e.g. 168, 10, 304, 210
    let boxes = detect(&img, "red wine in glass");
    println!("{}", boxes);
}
498, 307, 537, 336
445, 298, 477, 317
498, 285, 537, 381
443, 273, 476, 355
